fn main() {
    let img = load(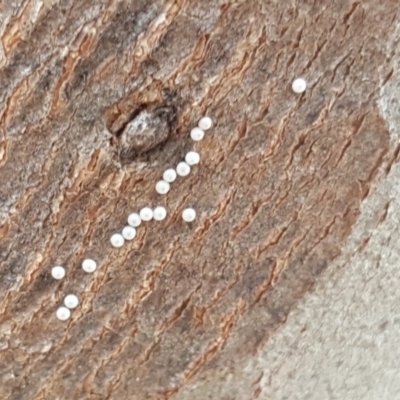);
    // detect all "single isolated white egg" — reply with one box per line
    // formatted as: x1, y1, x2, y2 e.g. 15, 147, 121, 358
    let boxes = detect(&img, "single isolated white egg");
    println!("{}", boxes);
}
122, 226, 136, 240
185, 151, 200, 166
198, 116, 212, 130
190, 127, 204, 141
182, 208, 196, 222
51, 266, 65, 280
127, 212, 141, 227
153, 206, 167, 221
56, 306, 71, 321
64, 294, 79, 309
176, 161, 191, 177
292, 78, 307, 94
155, 180, 170, 195
110, 233, 125, 248
140, 207, 153, 221
163, 168, 177, 183
82, 258, 97, 273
